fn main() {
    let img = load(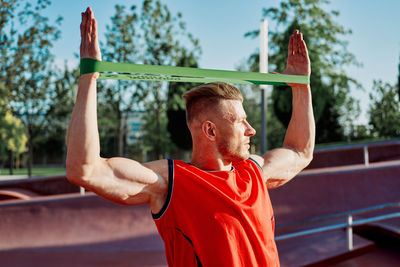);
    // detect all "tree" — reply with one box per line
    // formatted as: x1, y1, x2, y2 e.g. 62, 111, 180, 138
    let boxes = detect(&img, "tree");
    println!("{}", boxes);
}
0, 1, 15, 103
101, 4, 145, 157
167, 51, 199, 152
138, 0, 201, 159
245, 0, 361, 144
2, 0, 62, 176
235, 60, 287, 151
98, 1, 200, 160
0, 101, 27, 174
39, 62, 79, 165
398, 55, 400, 101
369, 80, 400, 138
0, 0, 18, 157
